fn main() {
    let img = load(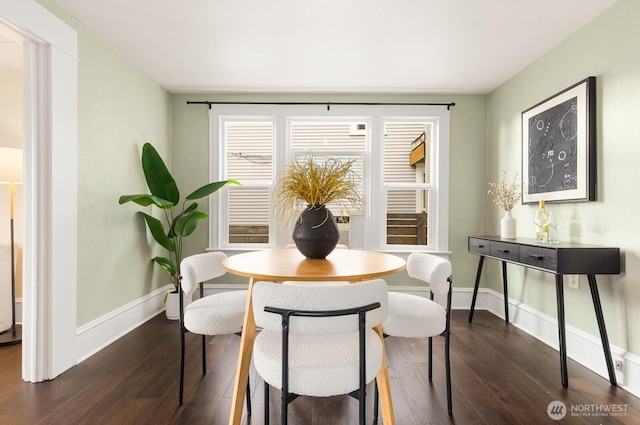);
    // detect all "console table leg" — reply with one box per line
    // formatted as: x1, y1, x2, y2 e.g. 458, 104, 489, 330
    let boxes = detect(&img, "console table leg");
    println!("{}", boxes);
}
502, 261, 509, 324
468, 256, 485, 322
555, 274, 569, 388
587, 274, 618, 386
